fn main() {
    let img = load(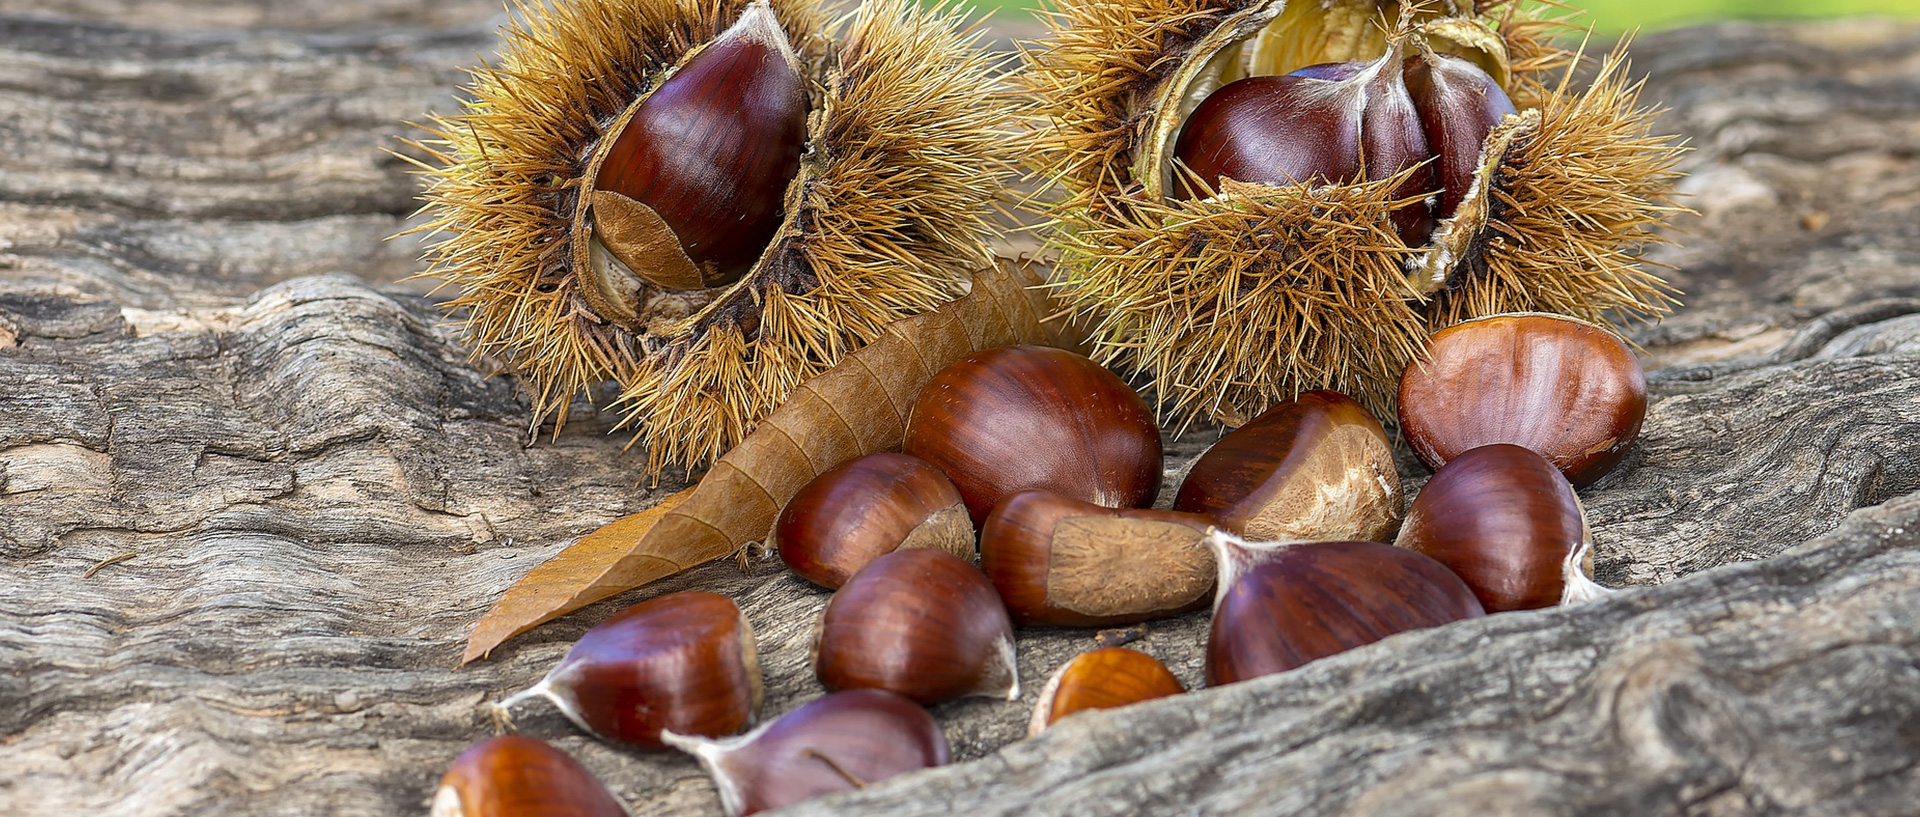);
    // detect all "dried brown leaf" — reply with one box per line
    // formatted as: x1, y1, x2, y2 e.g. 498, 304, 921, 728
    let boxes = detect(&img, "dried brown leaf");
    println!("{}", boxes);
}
461, 258, 1060, 663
